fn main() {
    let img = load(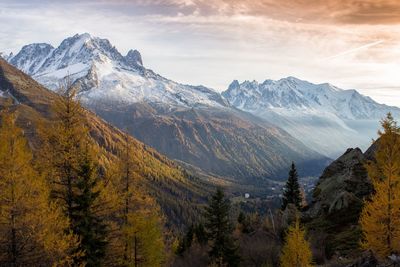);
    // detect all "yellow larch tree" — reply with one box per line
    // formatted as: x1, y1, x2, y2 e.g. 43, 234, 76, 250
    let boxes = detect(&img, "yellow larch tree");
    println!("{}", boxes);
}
280, 217, 313, 267
0, 107, 77, 266
104, 134, 165, 267
123, 193, 165, 267
360, 113, 400, 259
